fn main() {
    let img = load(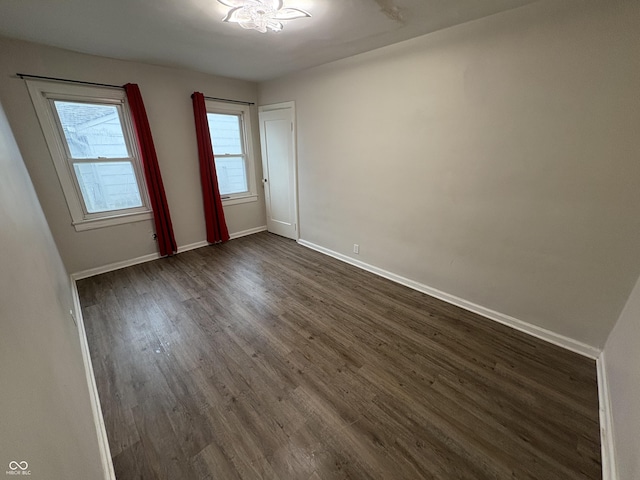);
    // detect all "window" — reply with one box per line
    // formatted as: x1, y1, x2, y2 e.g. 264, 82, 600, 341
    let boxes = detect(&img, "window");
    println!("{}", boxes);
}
205, 100, 257, 205
27, 80, 152, 231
